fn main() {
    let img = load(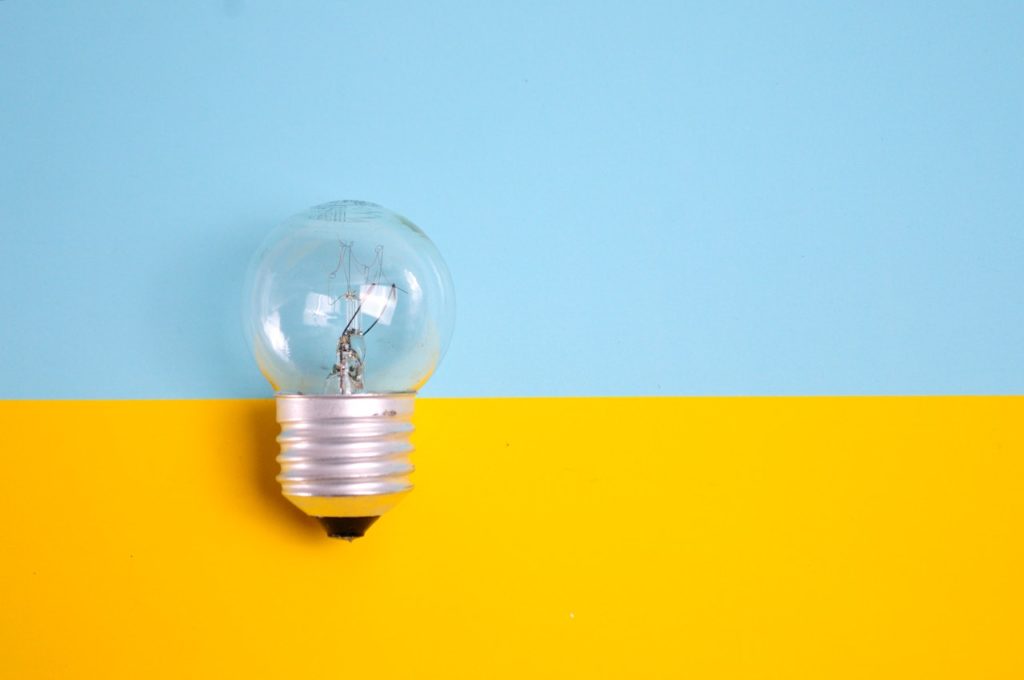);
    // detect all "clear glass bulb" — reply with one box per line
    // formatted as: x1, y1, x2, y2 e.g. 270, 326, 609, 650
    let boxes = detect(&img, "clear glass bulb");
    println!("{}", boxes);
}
244, 200, 455, 395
